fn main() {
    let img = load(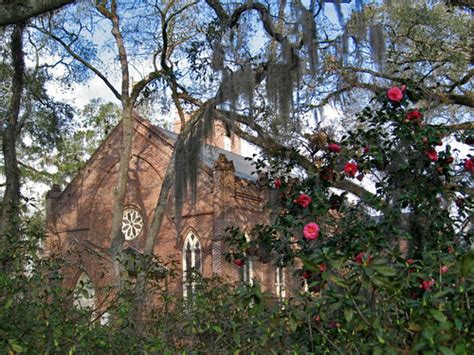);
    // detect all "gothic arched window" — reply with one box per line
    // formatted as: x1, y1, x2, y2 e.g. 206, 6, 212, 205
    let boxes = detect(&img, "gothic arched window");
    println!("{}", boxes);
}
183, 232, 202, 298
239, 234, 253, 285
73, 272, 96, 311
